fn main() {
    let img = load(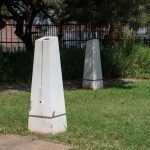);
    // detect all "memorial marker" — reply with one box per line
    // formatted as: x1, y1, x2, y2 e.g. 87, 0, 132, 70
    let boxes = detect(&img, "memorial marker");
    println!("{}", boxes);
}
83, 39, 103, 89
28, 36, 67, 134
